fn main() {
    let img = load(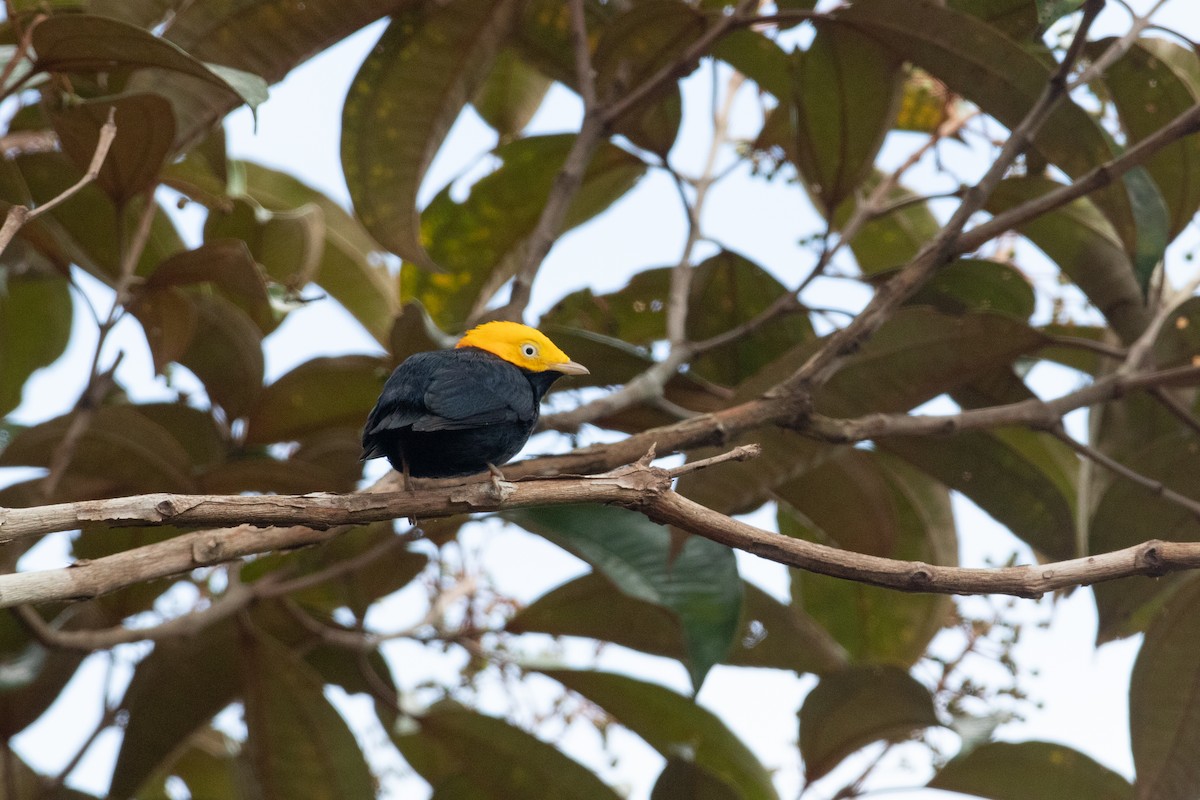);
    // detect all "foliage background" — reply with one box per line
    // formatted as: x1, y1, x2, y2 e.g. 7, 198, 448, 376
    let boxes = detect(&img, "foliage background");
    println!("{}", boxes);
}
2, 0, 1200, 798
